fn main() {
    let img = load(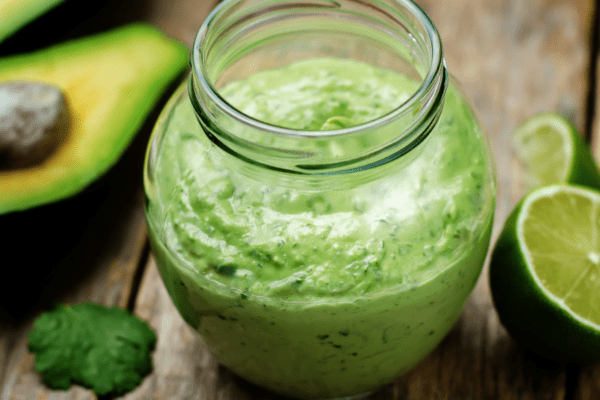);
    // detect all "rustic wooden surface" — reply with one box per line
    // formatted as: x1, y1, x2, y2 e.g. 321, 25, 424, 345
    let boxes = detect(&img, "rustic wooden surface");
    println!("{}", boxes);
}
1, 0, 600, 399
